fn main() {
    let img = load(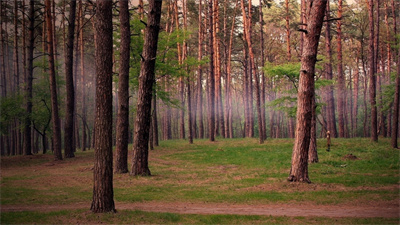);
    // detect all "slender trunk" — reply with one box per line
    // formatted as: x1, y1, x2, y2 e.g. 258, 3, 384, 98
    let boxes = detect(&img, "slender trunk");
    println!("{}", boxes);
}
64, 0, 77, 158
46, 0, 62, 160
225, 1, 238, 139
197, 0, 204, 139
208, 0, 215, 141
259, 0, 266, 141
323, 2, 337, 138
285, 0, 291, 61
352, 56, 360, 137
337, 0, 346, 138
368, 0, 378, 142
80, 3, 87, 151
391, 0, 399, 148
131, 0, 163, 176
152, 91, 159, 146
241, 0, 263, 143
24, 0, 35, 156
